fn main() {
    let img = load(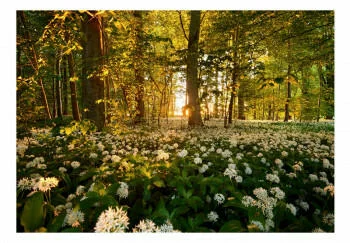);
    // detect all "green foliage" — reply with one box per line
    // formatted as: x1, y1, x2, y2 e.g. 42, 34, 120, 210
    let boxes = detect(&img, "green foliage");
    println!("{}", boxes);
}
20, 192, 45, 232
